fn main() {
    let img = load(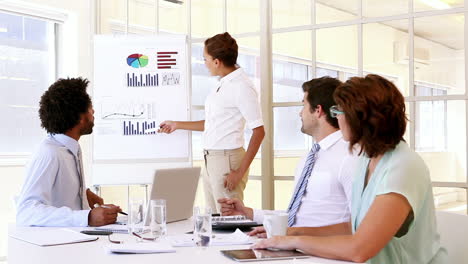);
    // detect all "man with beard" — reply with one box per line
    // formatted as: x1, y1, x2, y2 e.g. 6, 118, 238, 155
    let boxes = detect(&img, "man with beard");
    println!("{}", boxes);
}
16, 77, 121, 227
